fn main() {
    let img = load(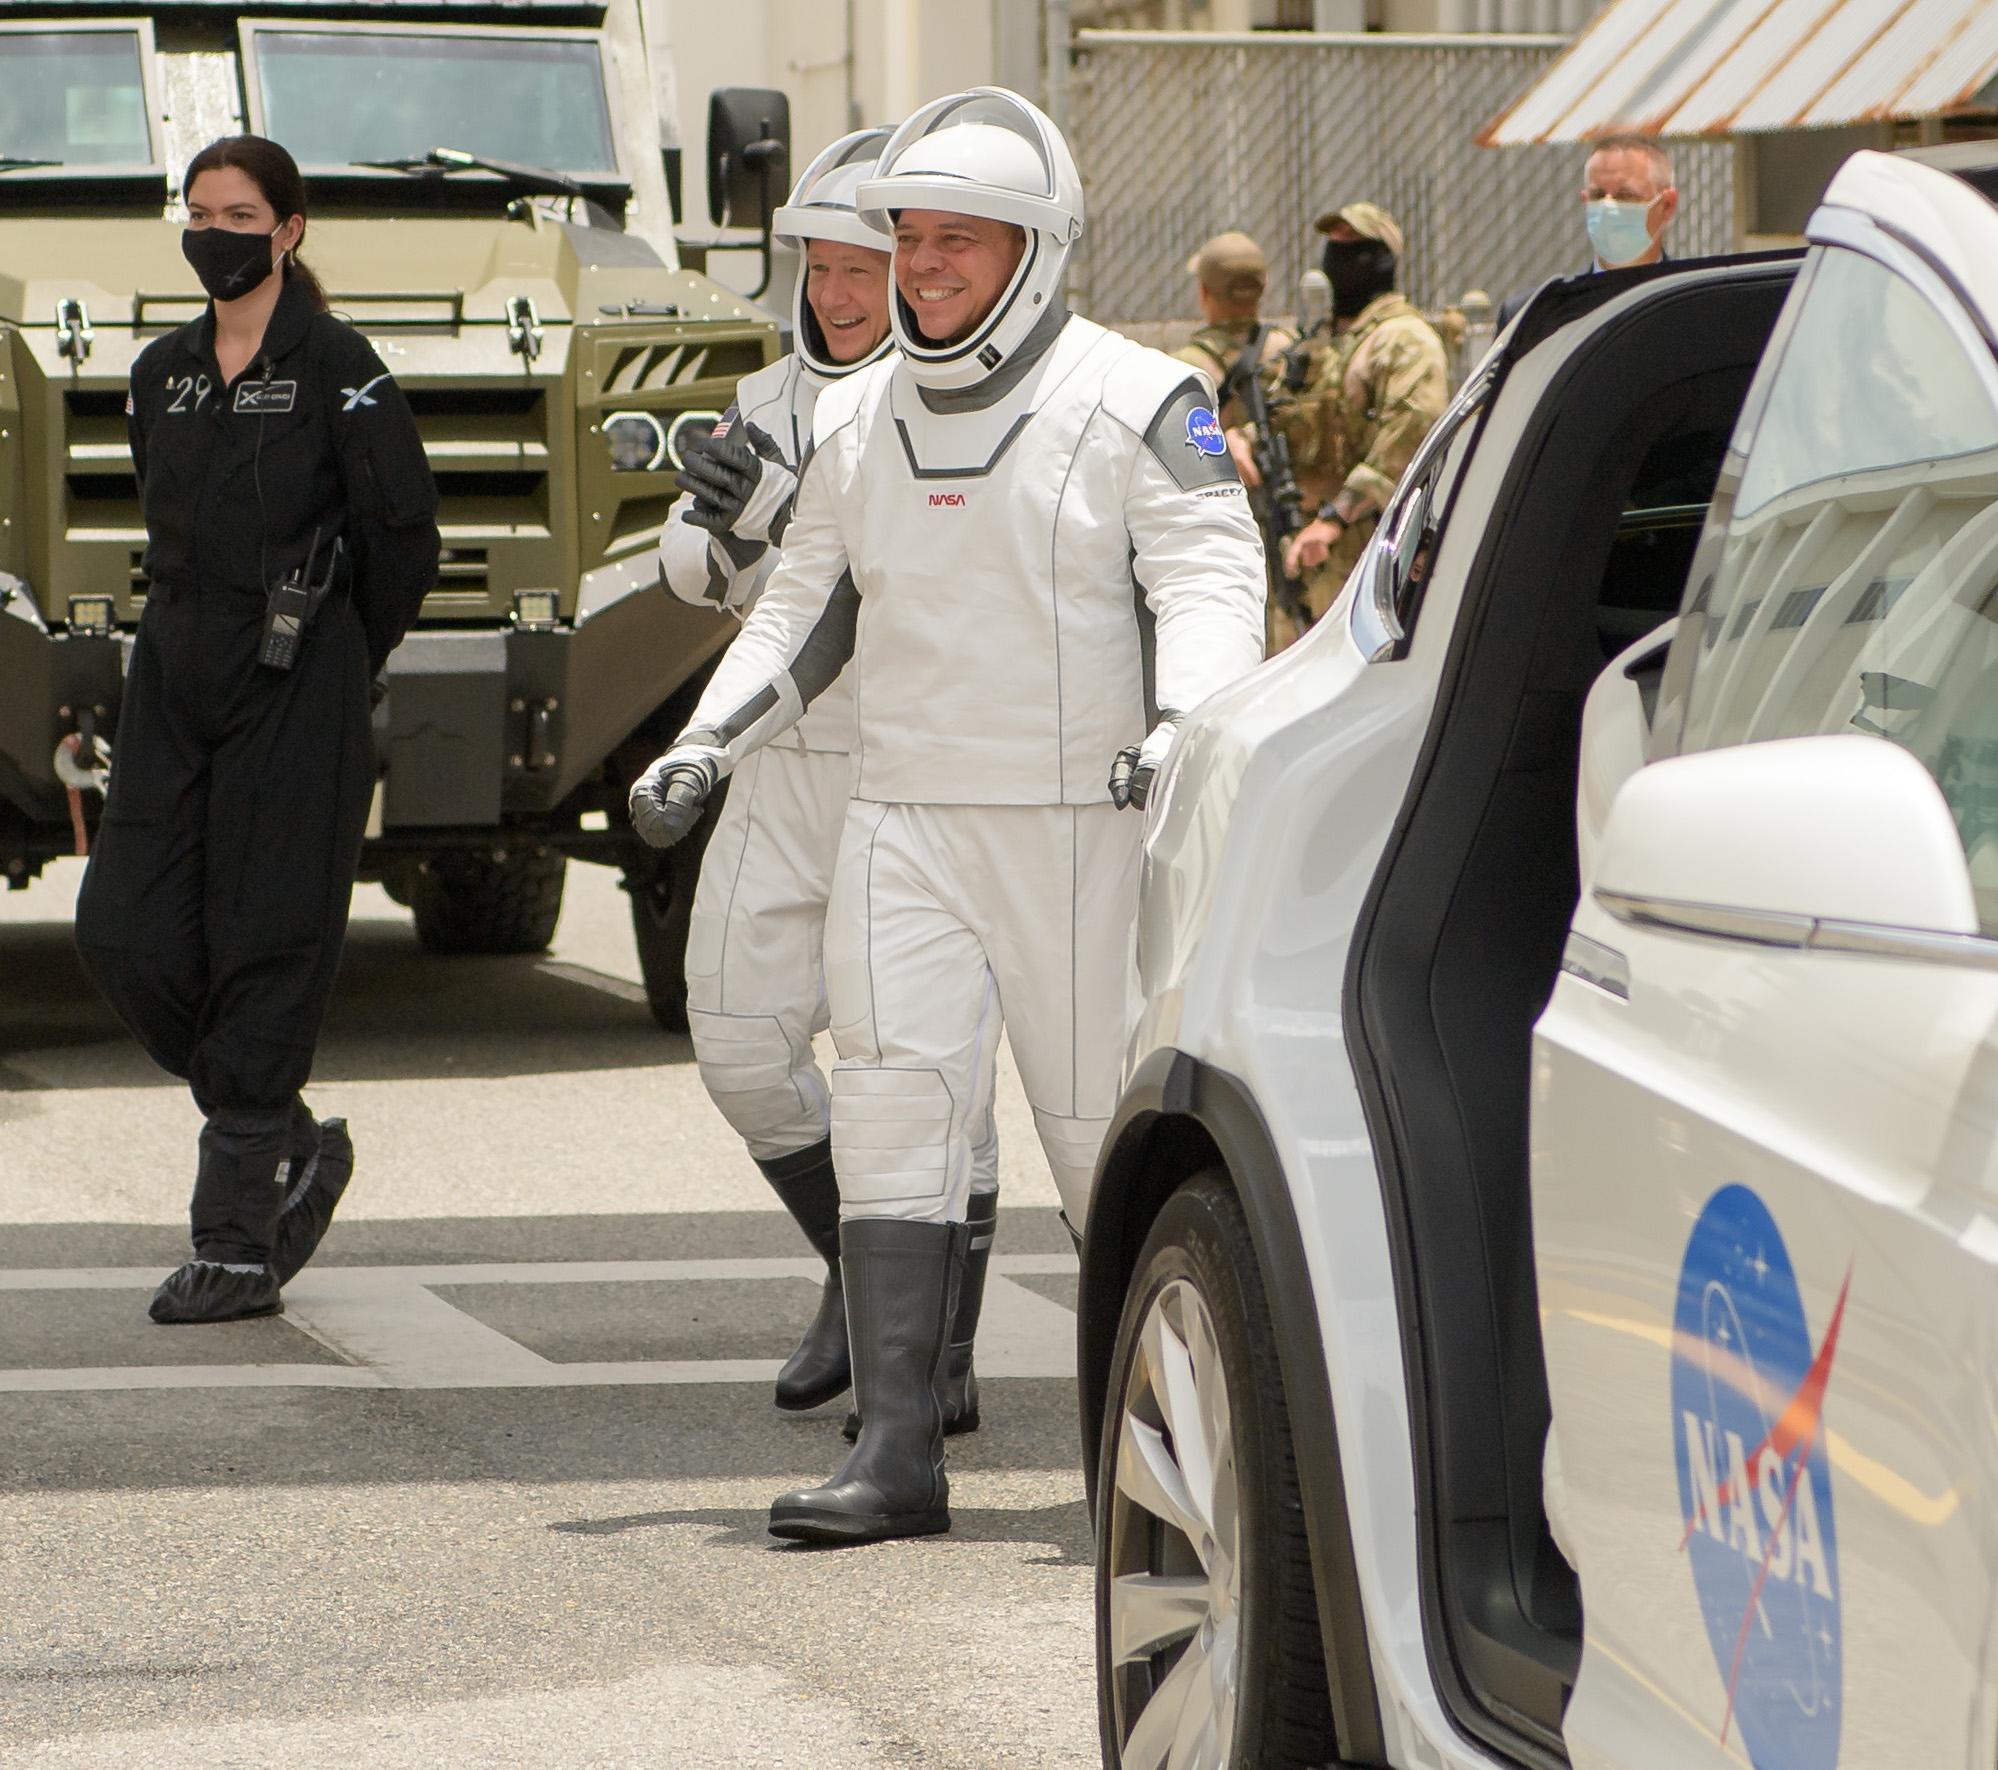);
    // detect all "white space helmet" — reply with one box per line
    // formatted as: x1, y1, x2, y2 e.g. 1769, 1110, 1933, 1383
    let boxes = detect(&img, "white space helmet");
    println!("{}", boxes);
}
856, 88, 1083, 392
773, 127, 894, 380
